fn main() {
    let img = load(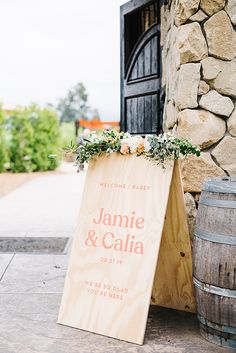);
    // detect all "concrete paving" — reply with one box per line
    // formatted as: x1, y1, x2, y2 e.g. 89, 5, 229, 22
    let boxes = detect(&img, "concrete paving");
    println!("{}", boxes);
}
0, 253, 230, 353
0, 164, 232, 352
0, 164, 86, 238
